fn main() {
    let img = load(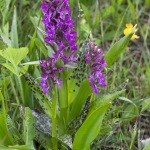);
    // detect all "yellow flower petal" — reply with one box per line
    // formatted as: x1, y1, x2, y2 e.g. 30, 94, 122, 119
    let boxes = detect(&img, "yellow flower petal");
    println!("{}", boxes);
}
131, 34, 140, 40
124, 28, 132, 35
126, 23, 133, 28
123, 23, 139, 40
